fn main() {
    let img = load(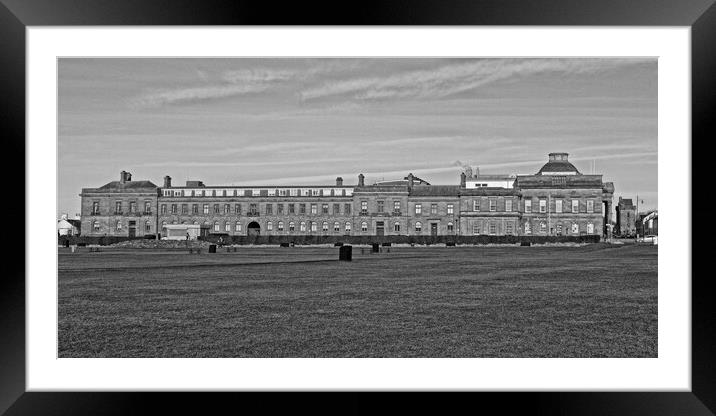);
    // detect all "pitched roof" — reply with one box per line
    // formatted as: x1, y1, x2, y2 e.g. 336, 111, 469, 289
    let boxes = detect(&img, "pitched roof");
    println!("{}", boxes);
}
537, 161, 581, 174
409, 185, 460, 197
459, 188, 518, 196
83, 180, 158, 193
